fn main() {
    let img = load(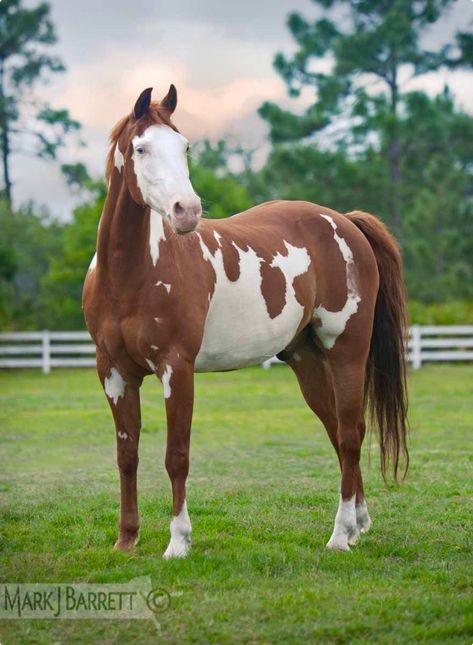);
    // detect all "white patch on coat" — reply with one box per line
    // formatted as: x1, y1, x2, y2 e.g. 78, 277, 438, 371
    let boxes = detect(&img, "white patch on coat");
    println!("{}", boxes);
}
88, 252, 97, 272
161, 364, 173, 399
149, 210, 166, 267
117, 431, 128, 440
154, 316, 163, 324
146, 358, 157, 372
155, 280, 171, 293
314, 214, 361, 349
132, 125, 197, 216
326, 494, 358, 551
104, 368, 126, 405
213, 230, 222, 246
195, 235, 311, 371
150, 344, 159, 350
114, 146, 124, 171
163, 500, 191, 559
